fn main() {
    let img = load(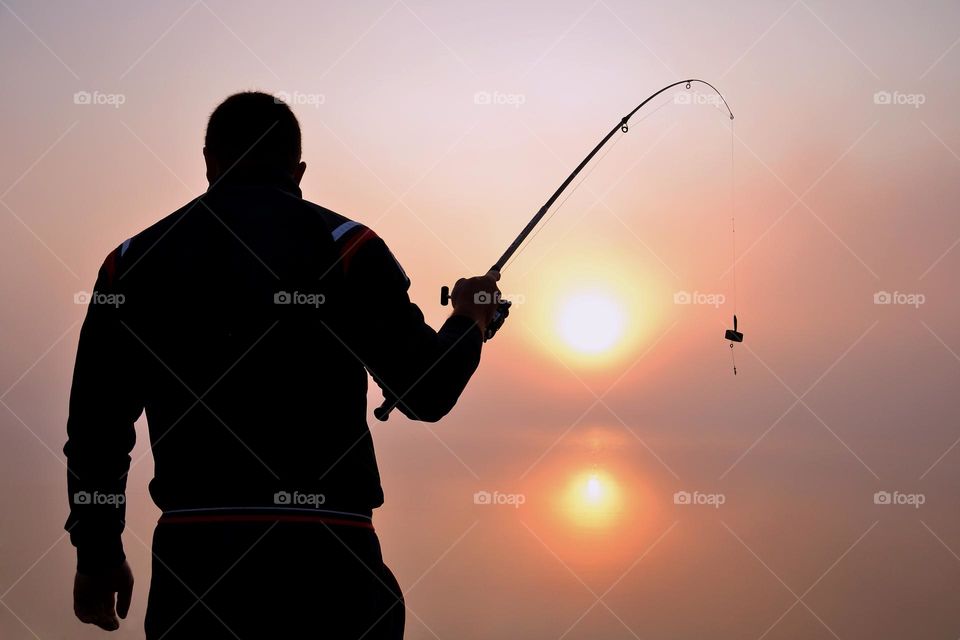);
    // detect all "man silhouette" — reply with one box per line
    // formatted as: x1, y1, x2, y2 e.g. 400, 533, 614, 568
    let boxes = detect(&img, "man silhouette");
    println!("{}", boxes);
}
64, 91, 500, 638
